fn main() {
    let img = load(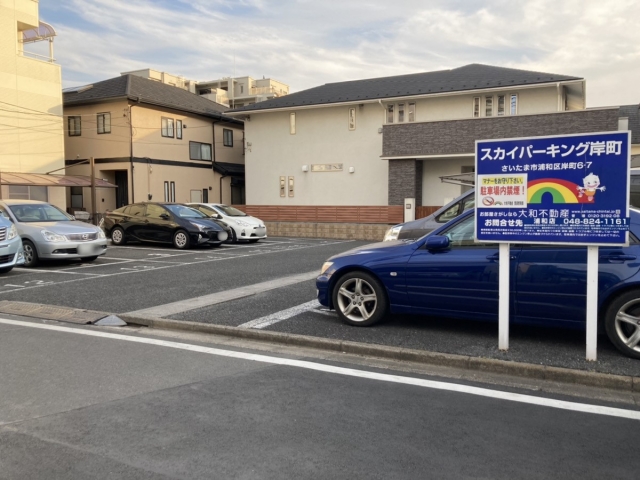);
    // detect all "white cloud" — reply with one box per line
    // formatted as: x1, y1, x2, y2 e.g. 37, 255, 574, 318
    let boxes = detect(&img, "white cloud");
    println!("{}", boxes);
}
46, 0, 640, 106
